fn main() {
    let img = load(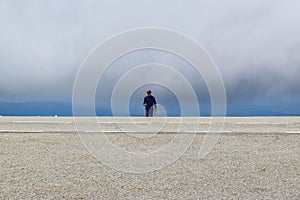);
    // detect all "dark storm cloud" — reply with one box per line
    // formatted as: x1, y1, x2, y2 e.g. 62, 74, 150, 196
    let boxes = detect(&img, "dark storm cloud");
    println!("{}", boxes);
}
0, 0, 299, 103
